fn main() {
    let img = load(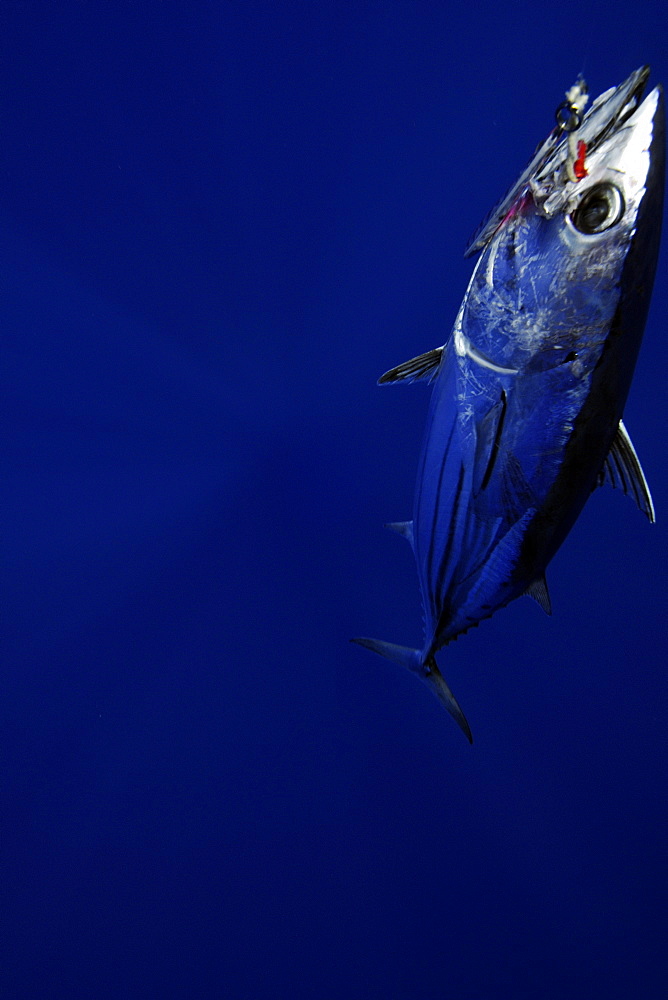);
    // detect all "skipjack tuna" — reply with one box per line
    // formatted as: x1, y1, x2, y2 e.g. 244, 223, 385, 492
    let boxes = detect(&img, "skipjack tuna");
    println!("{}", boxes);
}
353, 67, 664, 742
